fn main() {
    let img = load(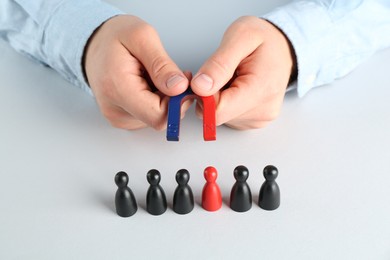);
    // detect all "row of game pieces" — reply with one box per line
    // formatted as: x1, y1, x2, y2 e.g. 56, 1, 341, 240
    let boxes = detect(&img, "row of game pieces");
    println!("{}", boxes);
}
114, 165, 280, 217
